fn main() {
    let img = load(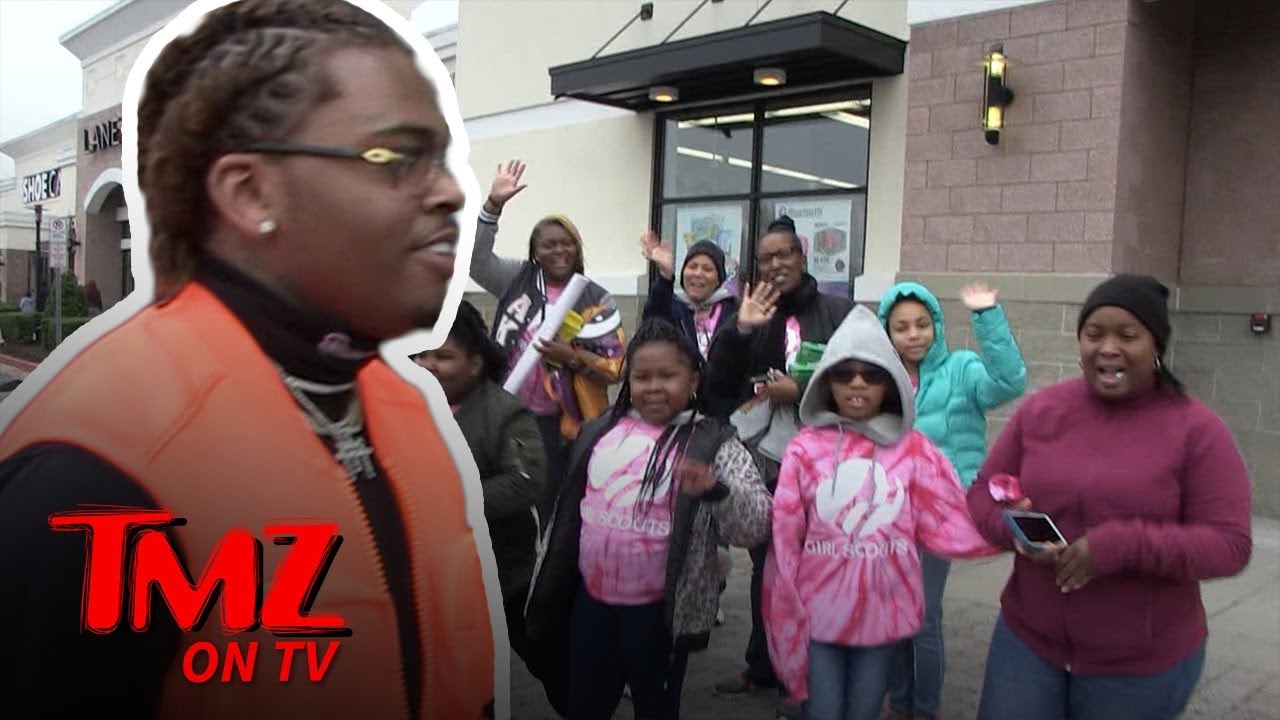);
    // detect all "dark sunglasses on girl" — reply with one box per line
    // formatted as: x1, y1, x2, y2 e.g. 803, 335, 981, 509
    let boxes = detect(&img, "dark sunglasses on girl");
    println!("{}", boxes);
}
827, 361, 891, 386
